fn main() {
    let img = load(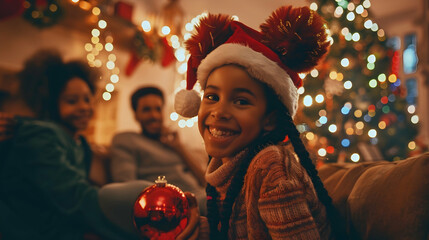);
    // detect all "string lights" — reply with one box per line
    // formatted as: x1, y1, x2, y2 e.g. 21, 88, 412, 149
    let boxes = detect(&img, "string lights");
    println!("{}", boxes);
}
168, 12, 209, 129
299, 0, 419, 163
68, 0, 120, 101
